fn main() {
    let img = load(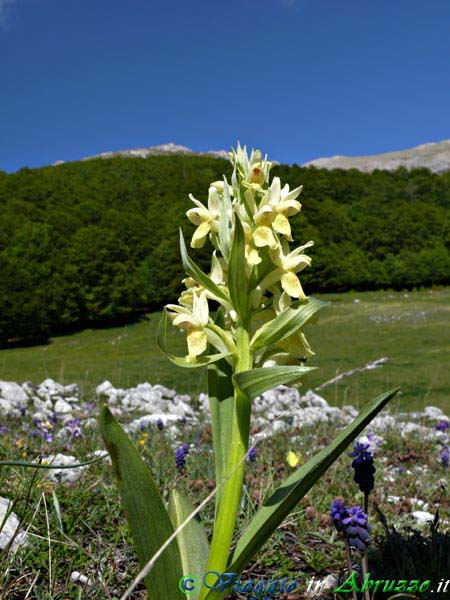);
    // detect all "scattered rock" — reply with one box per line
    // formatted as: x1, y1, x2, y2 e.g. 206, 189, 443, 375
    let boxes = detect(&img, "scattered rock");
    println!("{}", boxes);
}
0, 497, 28, 552
411, 510, 435, 526
41, 454, 86, 484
